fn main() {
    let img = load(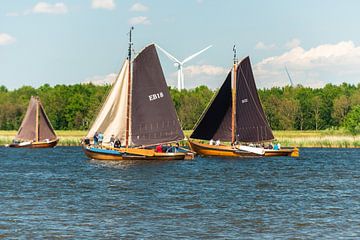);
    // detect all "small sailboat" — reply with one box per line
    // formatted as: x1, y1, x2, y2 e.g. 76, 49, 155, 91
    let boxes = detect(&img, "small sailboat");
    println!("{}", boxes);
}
6, 96, 59, 148
83, 28, 187, 160
189, 47, 299, 157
